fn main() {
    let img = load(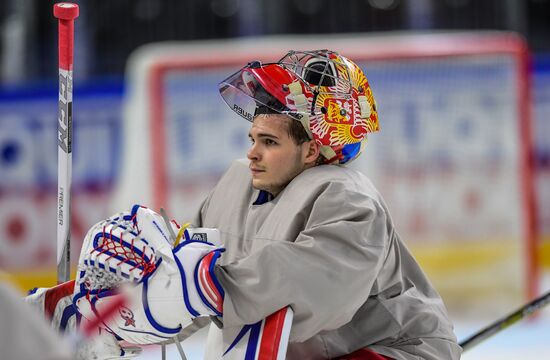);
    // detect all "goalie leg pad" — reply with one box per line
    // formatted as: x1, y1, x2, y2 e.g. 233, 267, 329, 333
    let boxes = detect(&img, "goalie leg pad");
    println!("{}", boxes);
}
25, 280, 78, 333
